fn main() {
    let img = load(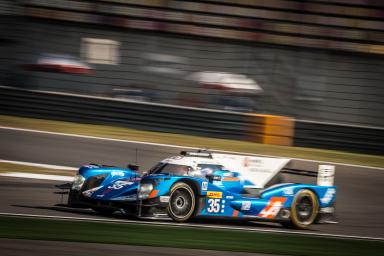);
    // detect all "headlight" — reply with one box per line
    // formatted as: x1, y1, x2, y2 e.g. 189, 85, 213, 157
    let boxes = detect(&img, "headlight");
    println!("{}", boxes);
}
72, 174, 85, 191
138, 183, 153, 199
